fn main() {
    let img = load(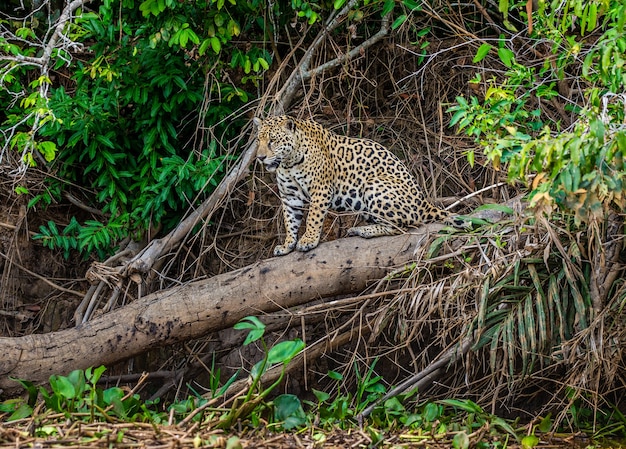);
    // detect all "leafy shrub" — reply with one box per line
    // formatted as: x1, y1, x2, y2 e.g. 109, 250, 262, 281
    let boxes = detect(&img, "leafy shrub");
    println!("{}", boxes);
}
449, 0, 626, 223
2, 0, 275, 258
